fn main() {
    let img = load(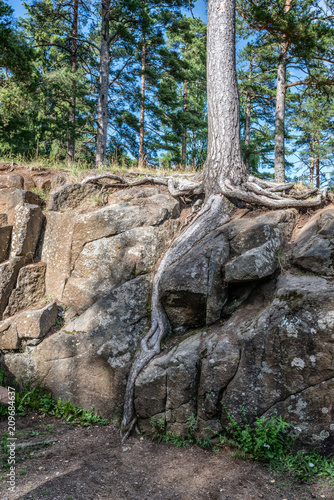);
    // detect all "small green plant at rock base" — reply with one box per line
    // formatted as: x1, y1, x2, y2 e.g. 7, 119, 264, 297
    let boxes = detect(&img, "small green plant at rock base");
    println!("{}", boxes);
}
0, 377, 109, 427
150, 414, 213, 449
31, 188, 50, 201
277, 249, 288, 272
149, 409, 333, 484
221, 407, 293, 461
219, 407, 334, 483
41, 296, 53, 304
